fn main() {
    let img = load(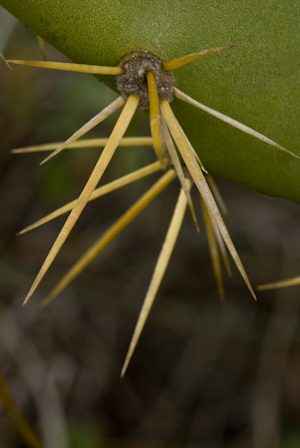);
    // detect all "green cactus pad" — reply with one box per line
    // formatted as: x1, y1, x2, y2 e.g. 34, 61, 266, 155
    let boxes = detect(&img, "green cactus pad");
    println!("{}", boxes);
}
1, 0, 300, 202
